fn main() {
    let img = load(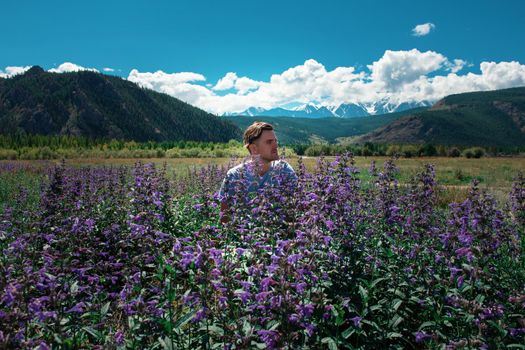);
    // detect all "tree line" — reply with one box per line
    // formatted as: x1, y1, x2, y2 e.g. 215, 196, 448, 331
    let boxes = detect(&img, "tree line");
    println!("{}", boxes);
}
0, 134, 524, 160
